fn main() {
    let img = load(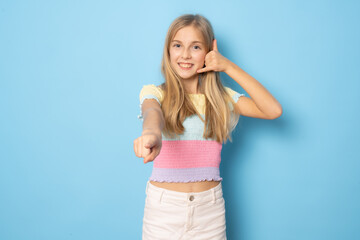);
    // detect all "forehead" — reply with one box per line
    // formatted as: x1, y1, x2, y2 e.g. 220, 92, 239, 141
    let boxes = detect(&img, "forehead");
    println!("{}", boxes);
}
172, 25, 205, 43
